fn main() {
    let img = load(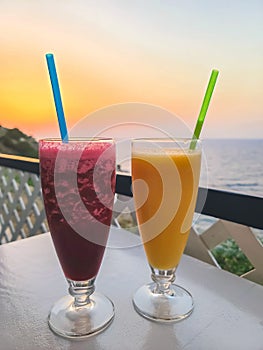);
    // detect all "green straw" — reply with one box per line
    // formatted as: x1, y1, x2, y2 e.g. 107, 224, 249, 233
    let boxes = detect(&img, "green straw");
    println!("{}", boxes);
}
190, 69, 219, 150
